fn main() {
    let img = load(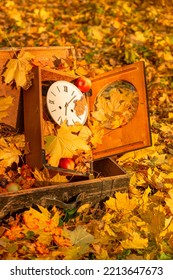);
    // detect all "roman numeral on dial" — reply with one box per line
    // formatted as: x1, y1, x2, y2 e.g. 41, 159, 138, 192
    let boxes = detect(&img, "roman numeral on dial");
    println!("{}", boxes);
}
64, 86, 68, 92
49, 100, 55, 104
